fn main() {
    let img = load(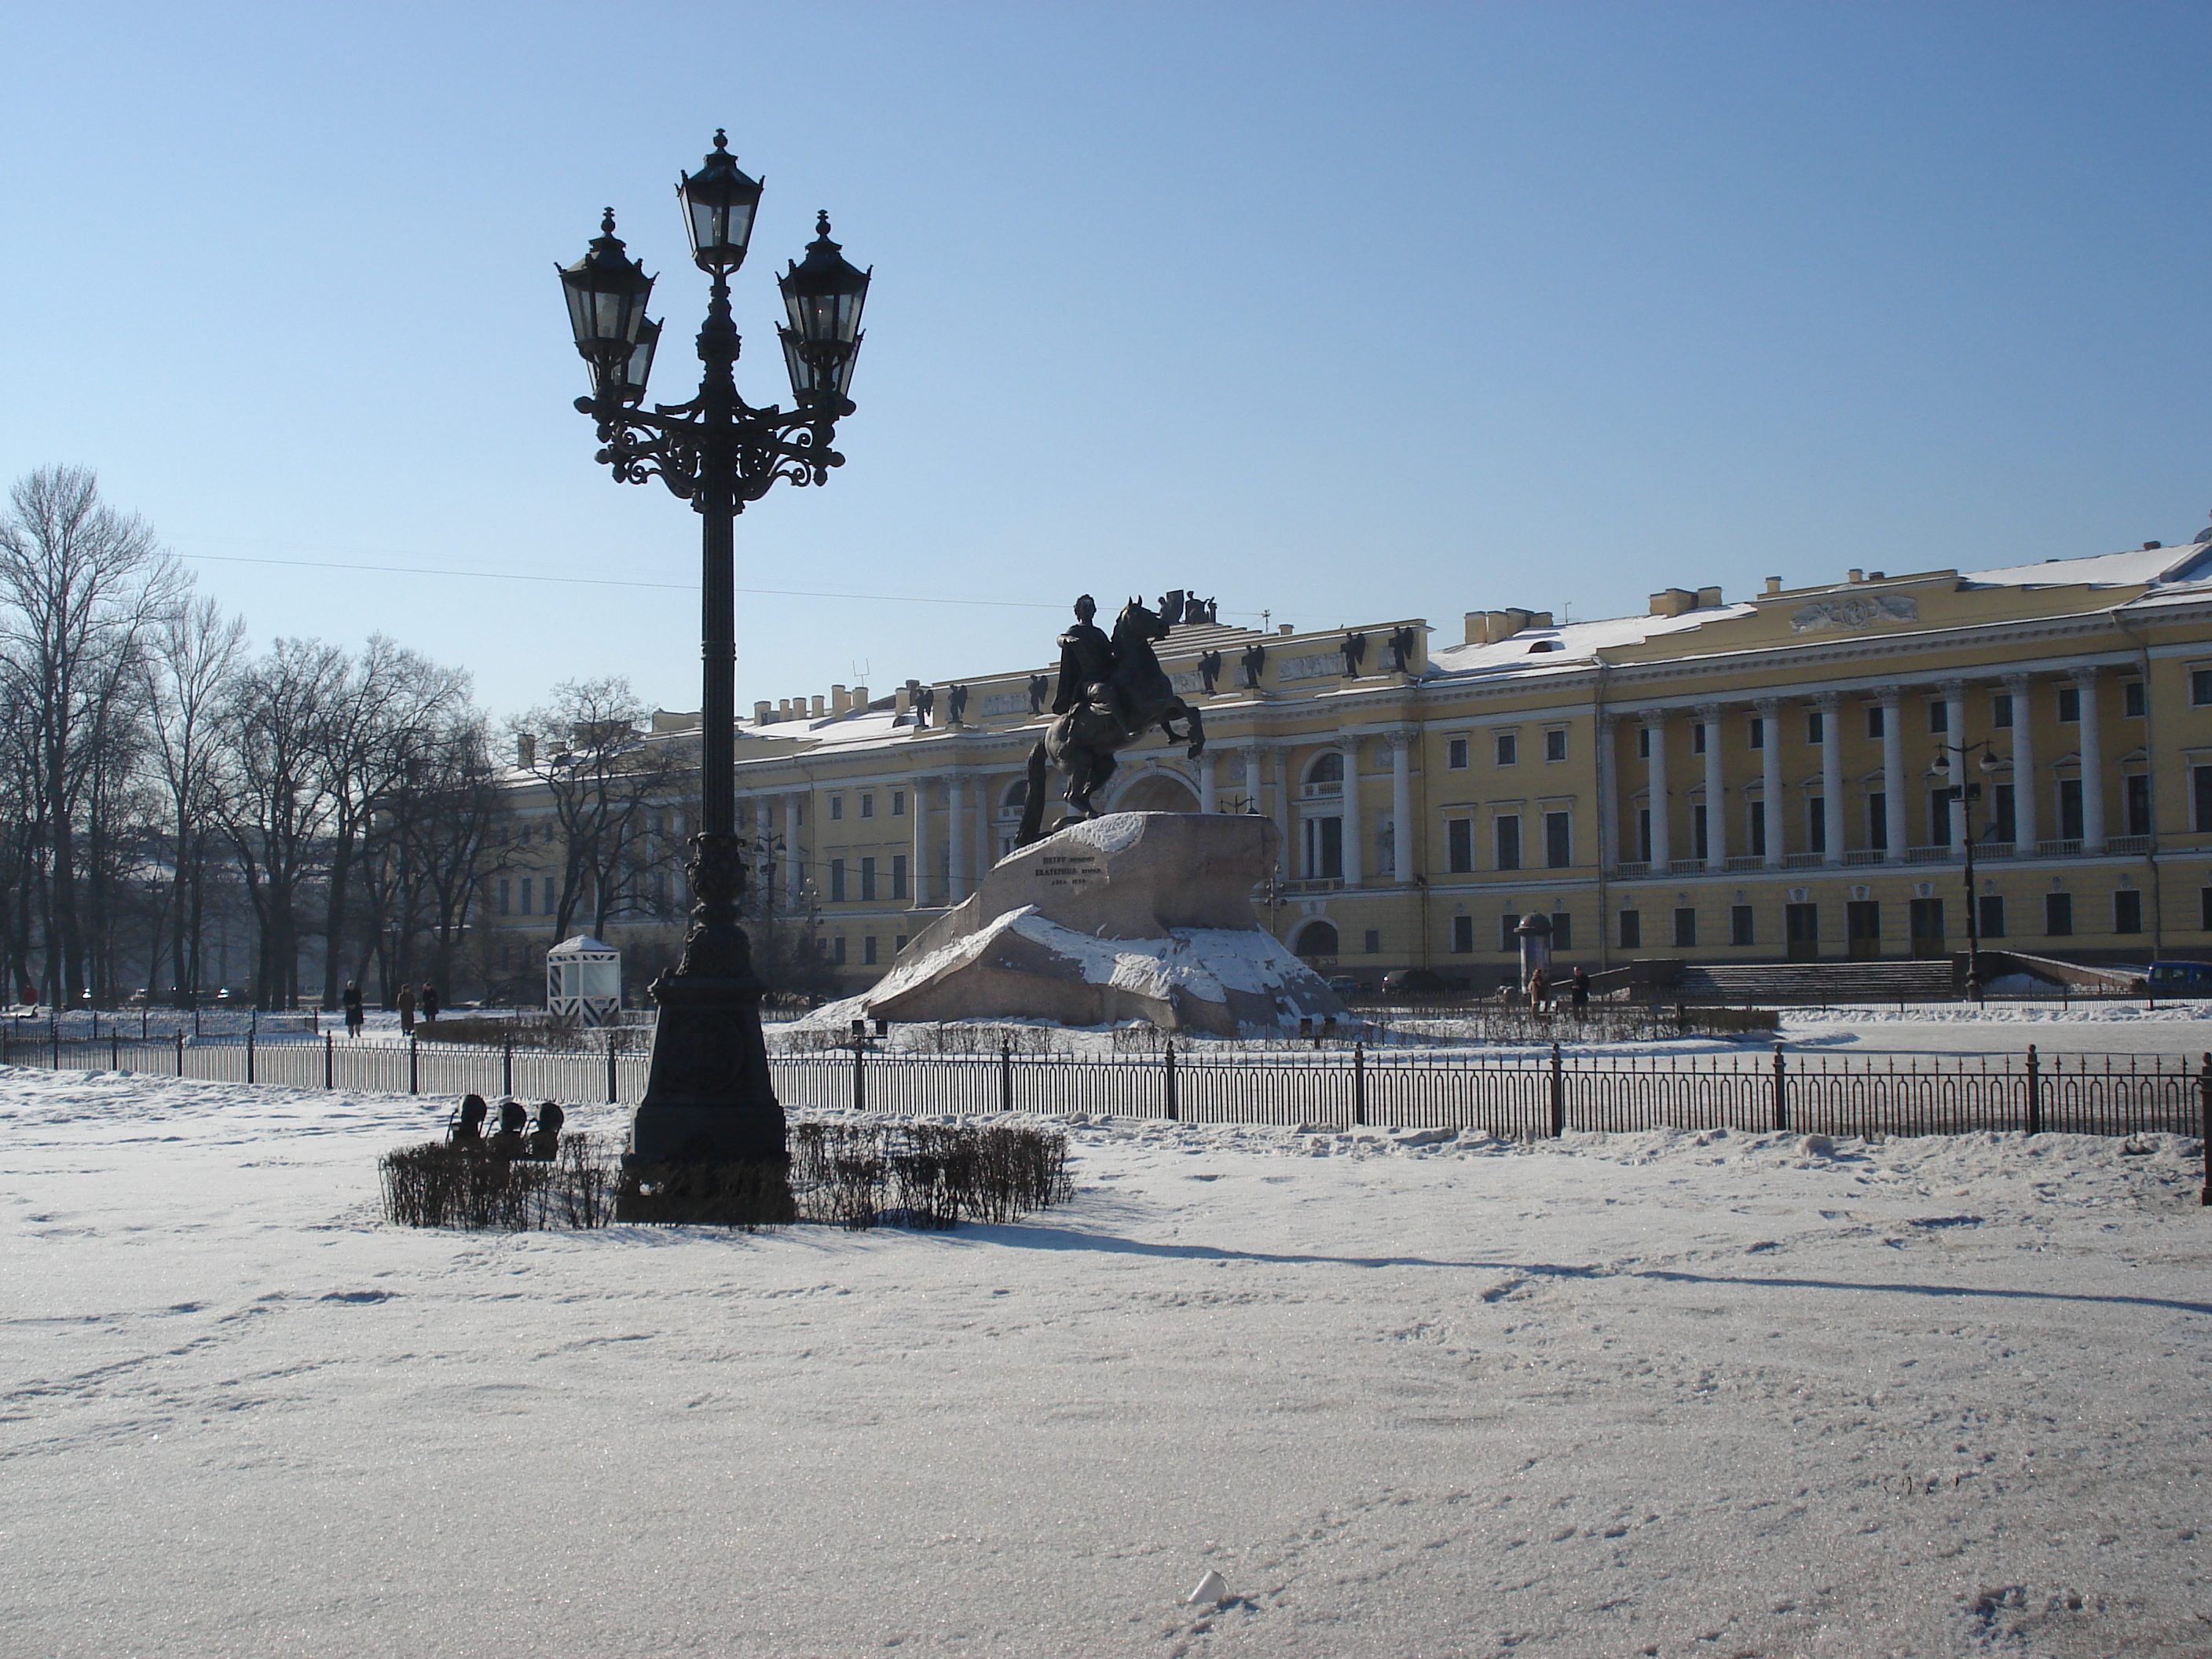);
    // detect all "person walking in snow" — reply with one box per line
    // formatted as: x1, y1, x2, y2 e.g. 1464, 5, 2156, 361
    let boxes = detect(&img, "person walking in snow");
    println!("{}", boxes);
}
342, 980, 364, 1038
420, 983, 440, 1024
1569, 965, 1591, 1013
397, 982, 416, 1034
